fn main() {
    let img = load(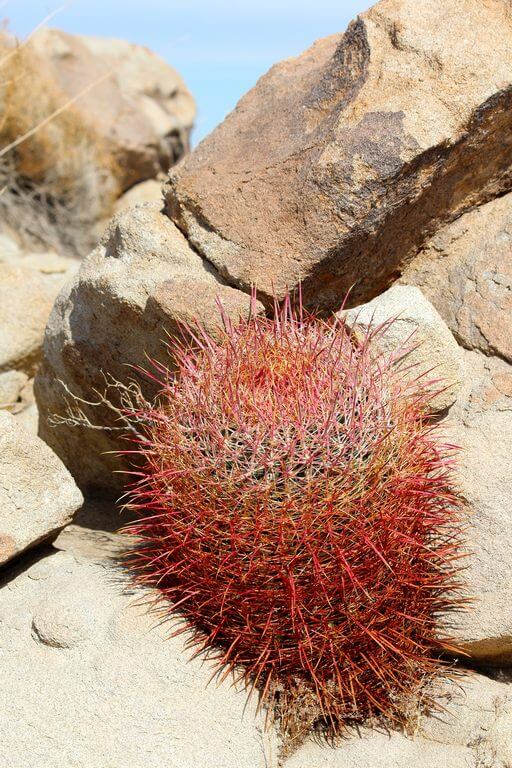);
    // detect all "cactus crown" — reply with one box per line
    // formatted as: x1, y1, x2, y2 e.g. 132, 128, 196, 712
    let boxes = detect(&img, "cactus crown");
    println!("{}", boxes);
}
122, 295, 464, 749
